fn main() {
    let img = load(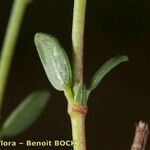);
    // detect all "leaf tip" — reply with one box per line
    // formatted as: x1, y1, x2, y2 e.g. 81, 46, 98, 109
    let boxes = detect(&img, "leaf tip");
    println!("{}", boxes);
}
123, 55, 129, 62
34, 33, 42, 44
117, 55, 129, 62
